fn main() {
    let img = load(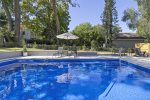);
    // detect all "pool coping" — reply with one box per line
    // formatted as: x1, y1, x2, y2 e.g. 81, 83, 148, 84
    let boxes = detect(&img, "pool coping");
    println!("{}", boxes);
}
121, 57, 150, 70
0, 56, 150, 70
